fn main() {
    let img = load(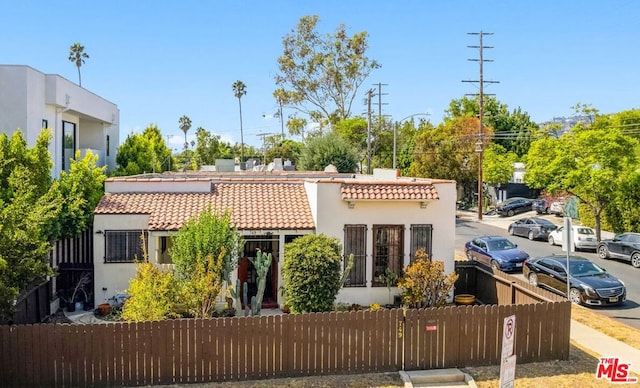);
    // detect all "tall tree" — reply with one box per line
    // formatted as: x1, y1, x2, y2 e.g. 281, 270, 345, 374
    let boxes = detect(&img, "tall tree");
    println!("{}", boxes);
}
275, 15, 380, 127
265, 139, 304, 167
525, 127, 637, 241
409, 116, 491, 203
232, 80, 247, 162
194, 127, 232, 167
273, 88, 289, 138
482, 143, 517, 185
446, 96, 538, 157
114, 124, 173, 175
57, 150, 106, 238
0, 130, 63, 319
178, 115, 192, 151
68, 42, 89, 87
298, 132, 359, 173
